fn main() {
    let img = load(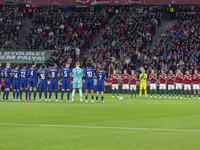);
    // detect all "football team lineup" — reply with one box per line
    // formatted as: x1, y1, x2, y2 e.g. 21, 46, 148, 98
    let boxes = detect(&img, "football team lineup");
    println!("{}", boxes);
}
0, 61, 200, 102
